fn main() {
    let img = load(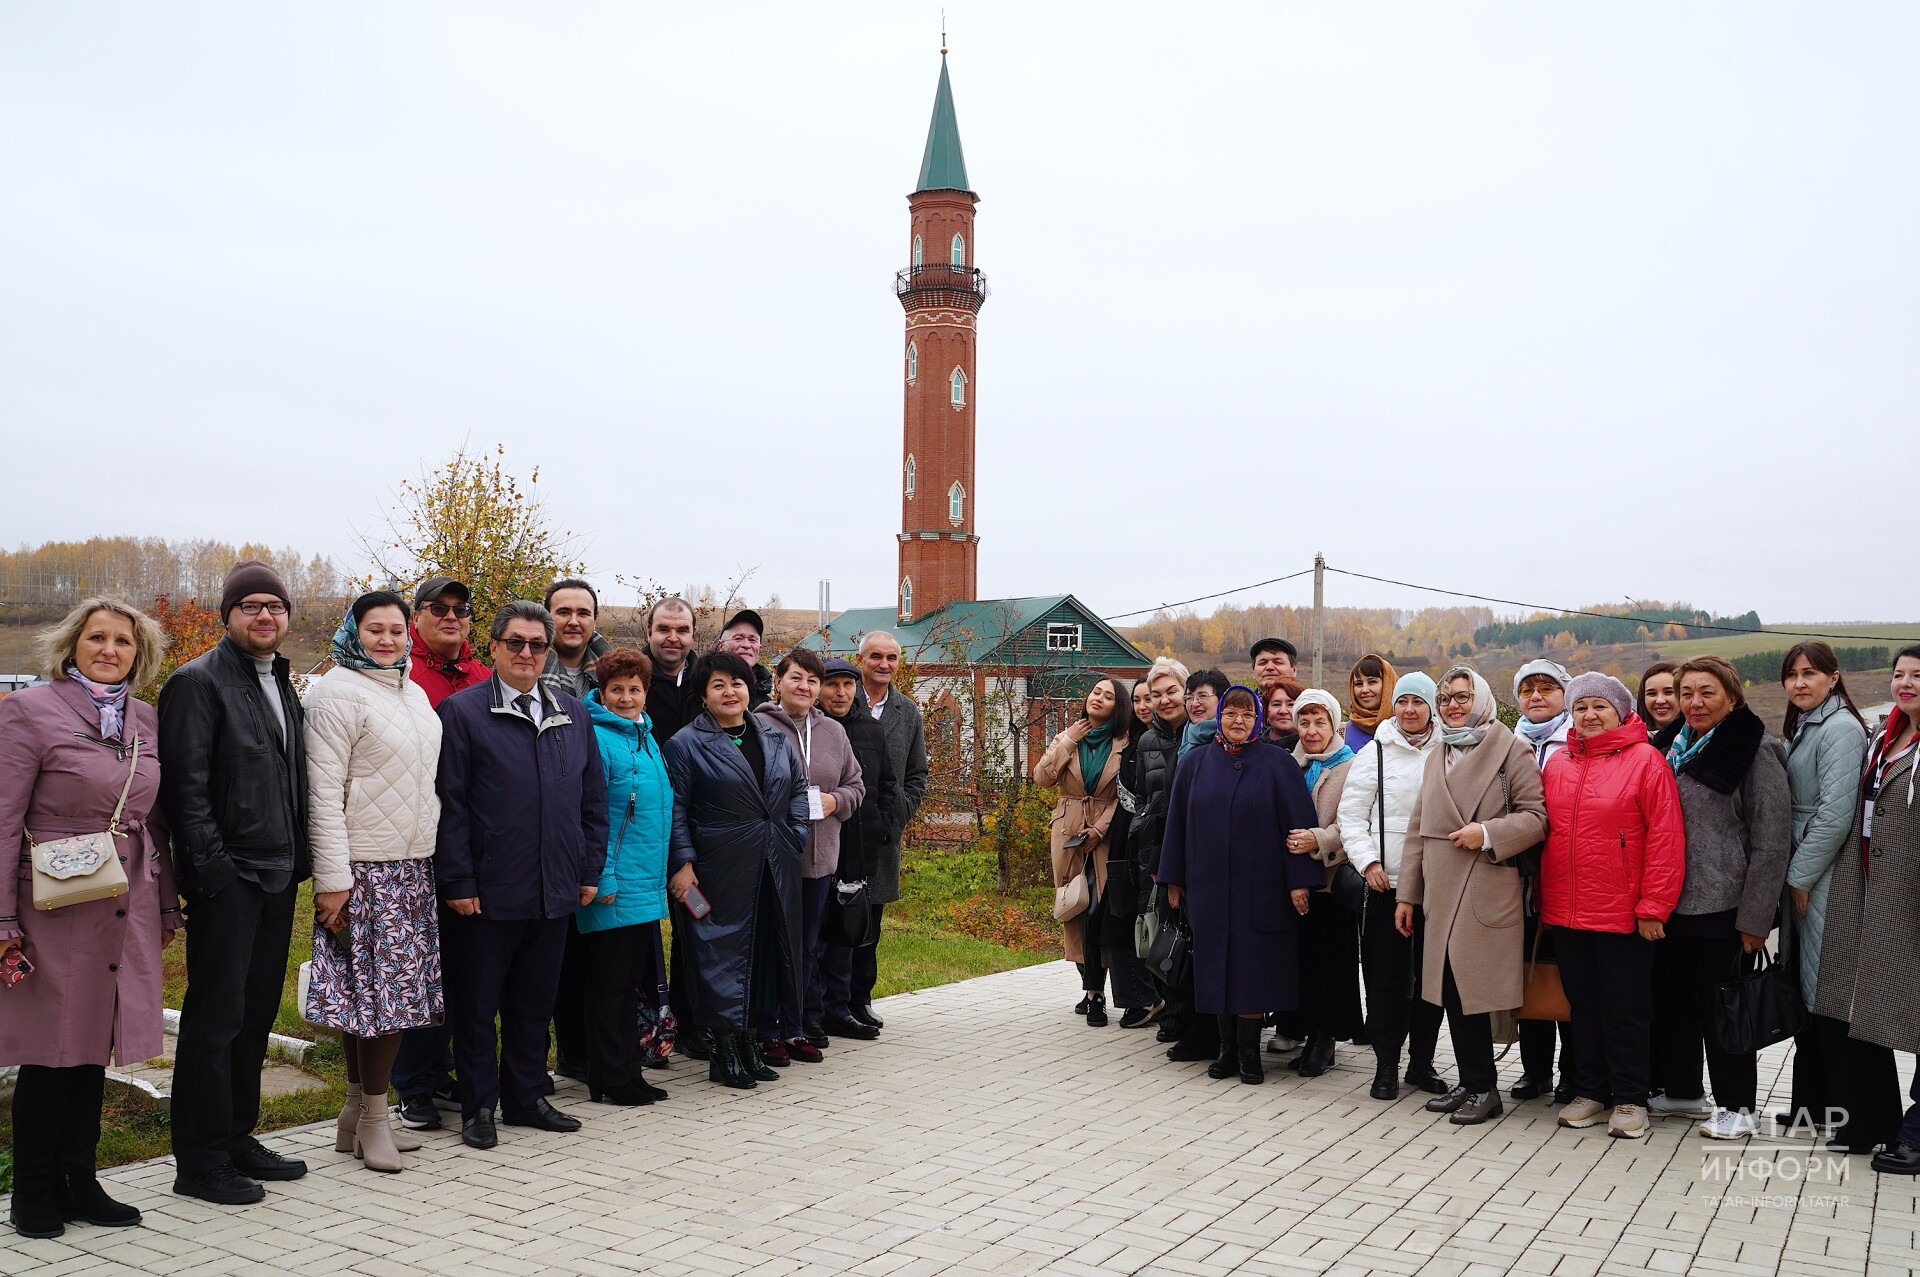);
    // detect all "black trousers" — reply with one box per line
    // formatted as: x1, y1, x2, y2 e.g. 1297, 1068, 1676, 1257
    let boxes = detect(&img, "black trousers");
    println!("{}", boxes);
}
171, 877, 298, 1176
1556, 926, 1656, 1108
551, 918, 590, 1068
1359, 892, 1441, 1074
1652, 930, 1756, 1112
443, 913, 570, 1118
1299, 891, 1364, 1040
9, 1064, 106, 1194
583, 922, 649, 1090
1439, 960, 1497, 1093
821, 902, 886, 1015
1789, 1013, 1902, 1147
